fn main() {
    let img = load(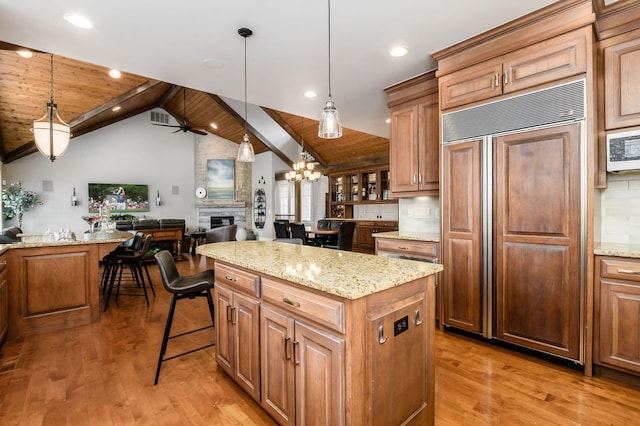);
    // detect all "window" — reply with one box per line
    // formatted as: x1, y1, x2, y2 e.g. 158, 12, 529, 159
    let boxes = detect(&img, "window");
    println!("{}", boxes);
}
274, 180, 295, 222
